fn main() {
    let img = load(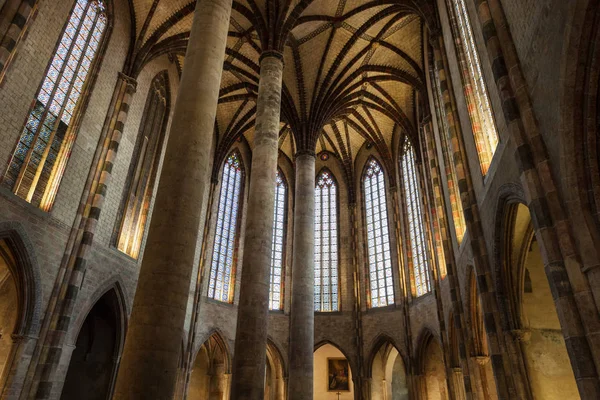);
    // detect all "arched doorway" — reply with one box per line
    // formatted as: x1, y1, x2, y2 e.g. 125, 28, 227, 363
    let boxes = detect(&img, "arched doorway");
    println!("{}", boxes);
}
370, 340, 408, 400
417, 332, 448, 400
61, 288, 124, 400
188, 333, 230, 400
503, 204, 579, 400
265, 340, 286, 400
314, 342, 353, 399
